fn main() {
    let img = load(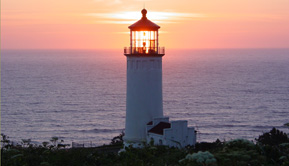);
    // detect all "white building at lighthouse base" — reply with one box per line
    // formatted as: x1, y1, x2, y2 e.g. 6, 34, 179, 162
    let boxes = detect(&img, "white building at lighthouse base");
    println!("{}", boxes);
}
124, 117, 197, 148
146, 117, 196, 148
